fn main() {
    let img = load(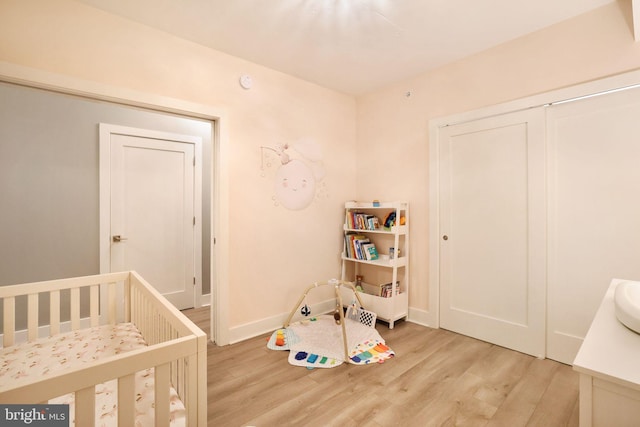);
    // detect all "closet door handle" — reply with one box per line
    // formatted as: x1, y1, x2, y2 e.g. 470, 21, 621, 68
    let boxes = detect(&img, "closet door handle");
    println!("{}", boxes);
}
112, 235, 128, 242
442, 235, 449, 241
